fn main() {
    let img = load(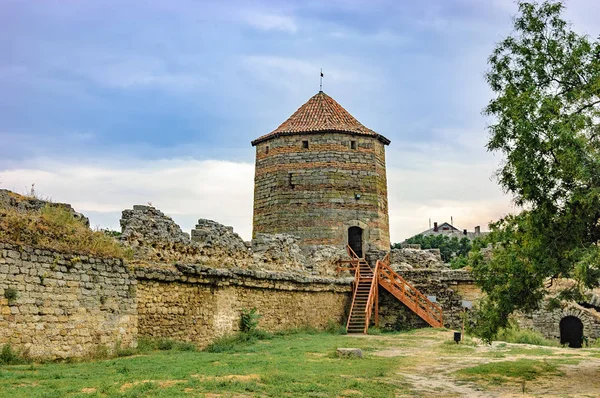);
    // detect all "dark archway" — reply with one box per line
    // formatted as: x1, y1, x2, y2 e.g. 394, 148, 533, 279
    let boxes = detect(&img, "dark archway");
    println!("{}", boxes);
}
348, 227, 363, 258
560, 316, 583, 348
